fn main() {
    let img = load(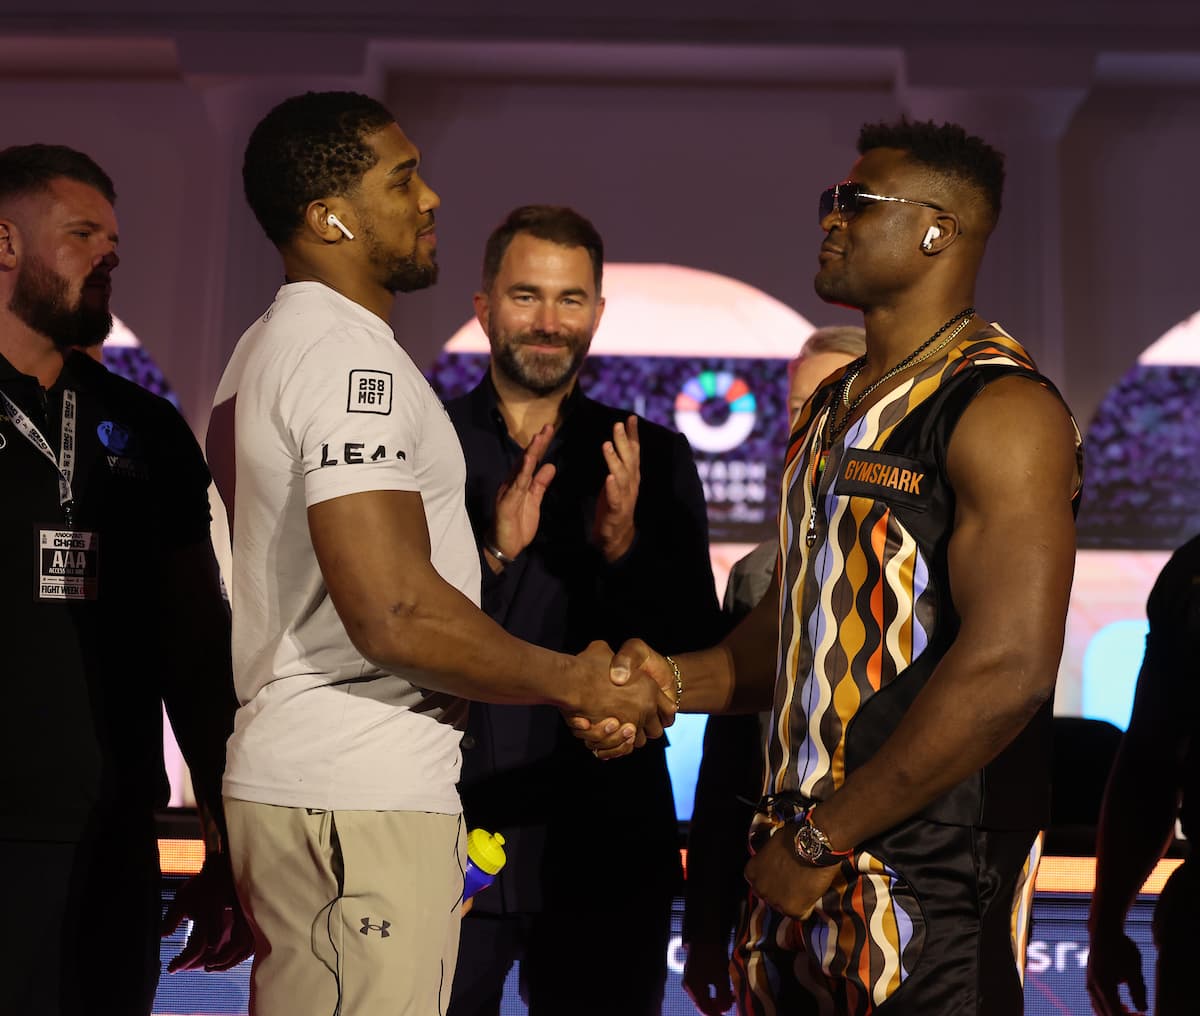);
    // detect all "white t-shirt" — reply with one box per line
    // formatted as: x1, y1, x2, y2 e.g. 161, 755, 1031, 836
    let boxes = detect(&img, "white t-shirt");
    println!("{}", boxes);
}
212, 282, 478, 813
